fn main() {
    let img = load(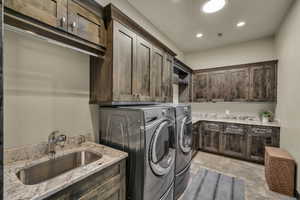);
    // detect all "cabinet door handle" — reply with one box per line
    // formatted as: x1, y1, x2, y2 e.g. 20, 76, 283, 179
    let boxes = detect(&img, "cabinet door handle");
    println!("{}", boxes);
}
62, 17, 66, 23
71, 21, 77, 28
